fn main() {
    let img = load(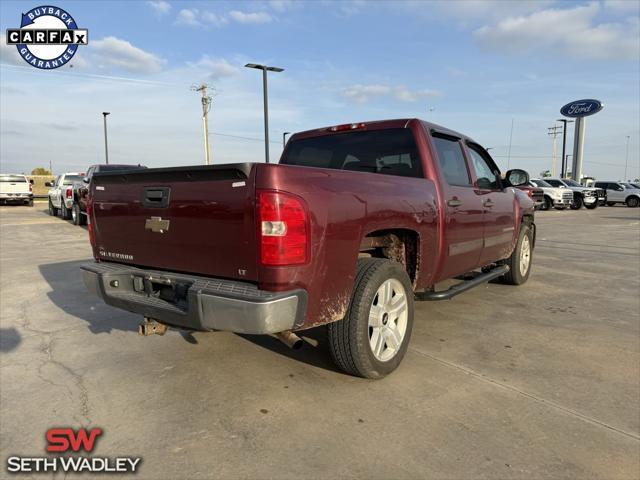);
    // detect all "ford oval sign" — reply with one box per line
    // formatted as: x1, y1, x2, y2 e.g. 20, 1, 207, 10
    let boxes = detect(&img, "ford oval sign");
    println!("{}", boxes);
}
560, 99, 603, 118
